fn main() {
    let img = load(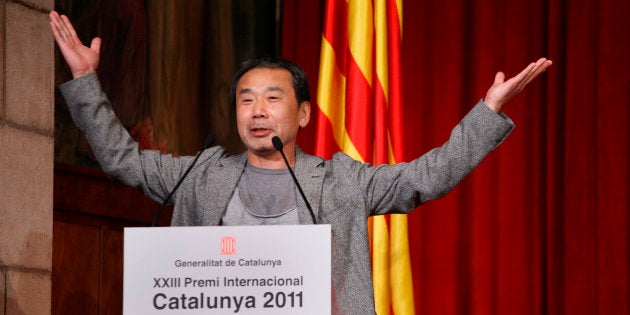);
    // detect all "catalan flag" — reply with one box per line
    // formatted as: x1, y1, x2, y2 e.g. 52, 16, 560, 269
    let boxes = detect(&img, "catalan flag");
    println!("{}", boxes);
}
316, 0, 414, 314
